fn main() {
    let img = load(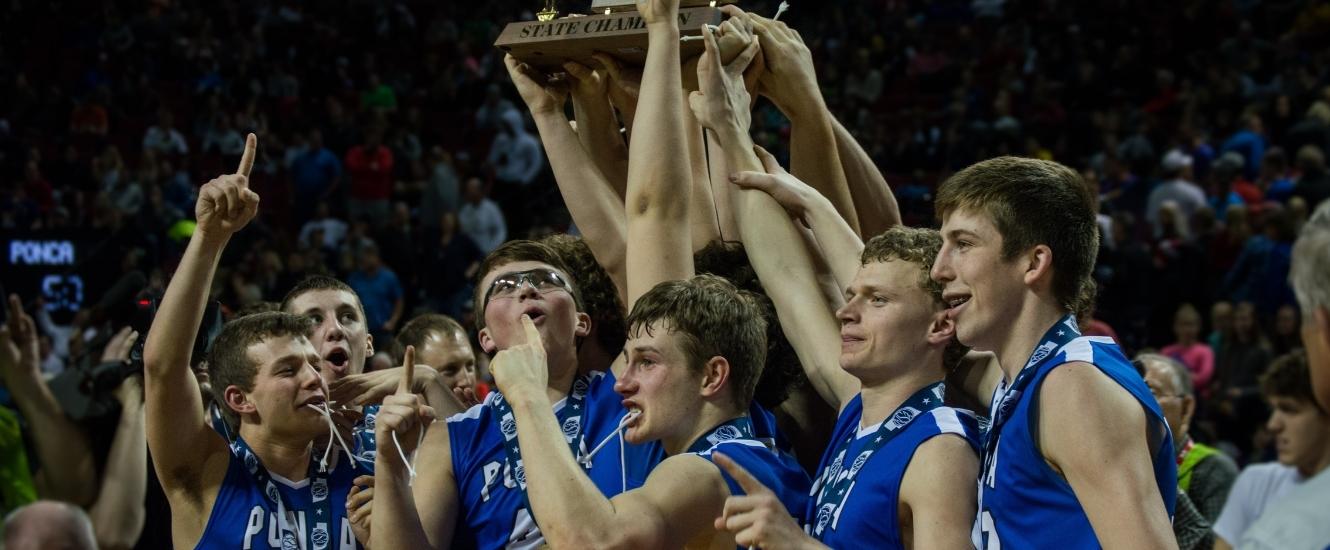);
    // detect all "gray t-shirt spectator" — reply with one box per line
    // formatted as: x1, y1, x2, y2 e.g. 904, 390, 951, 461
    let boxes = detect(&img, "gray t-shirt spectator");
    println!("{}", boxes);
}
1147, 178, 1208, 232
458, 197, 508, 254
